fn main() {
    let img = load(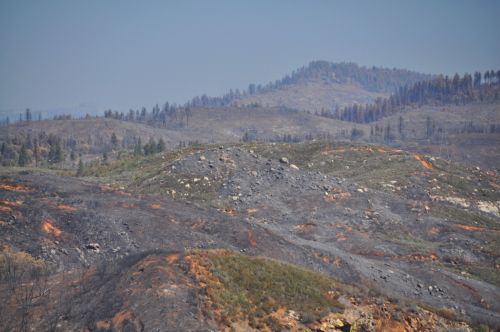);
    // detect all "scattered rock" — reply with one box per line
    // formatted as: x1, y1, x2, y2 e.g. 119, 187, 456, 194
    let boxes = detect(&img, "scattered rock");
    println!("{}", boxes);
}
477, 200, 499, 217
86, 243, 100, 252
279, 157, 289, 164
